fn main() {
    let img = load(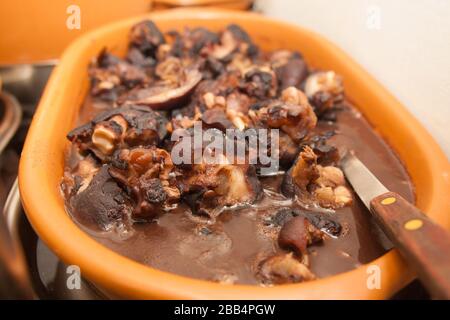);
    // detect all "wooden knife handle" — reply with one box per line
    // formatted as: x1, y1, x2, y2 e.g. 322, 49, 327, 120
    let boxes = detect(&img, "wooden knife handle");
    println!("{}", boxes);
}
370, 191, 450, 299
